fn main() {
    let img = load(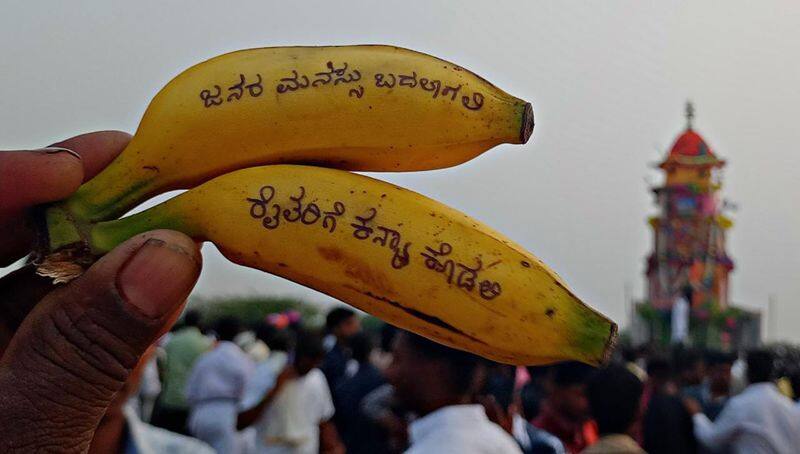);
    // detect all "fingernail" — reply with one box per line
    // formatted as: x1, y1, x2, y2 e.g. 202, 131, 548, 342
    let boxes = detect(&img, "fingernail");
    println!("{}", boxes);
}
117, 238, 200, 318
42, 147, 82, 161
